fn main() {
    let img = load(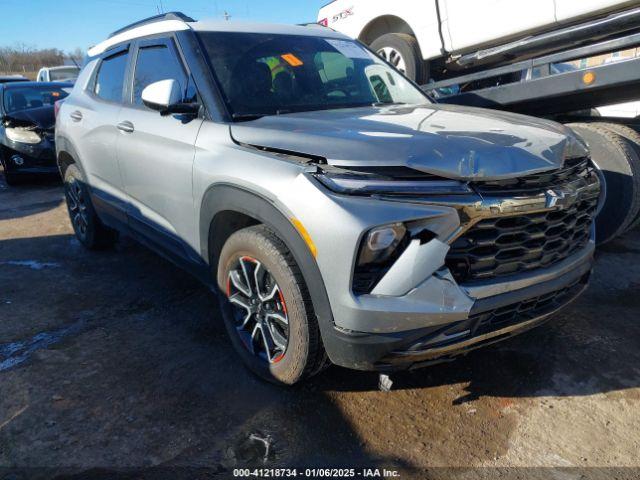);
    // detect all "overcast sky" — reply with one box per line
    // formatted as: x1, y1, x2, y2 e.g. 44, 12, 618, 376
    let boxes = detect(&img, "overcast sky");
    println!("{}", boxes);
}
0, 0, 328, 52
